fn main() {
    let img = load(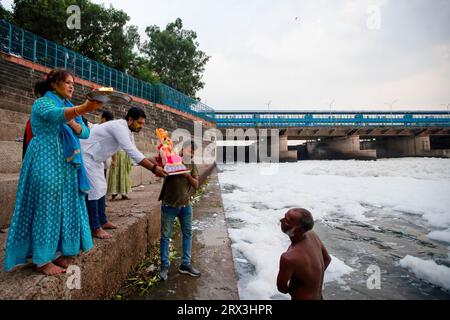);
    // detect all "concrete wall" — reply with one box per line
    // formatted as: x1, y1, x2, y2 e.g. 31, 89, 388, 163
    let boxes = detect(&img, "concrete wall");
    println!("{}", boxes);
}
369, 136, 450, 158
307, 136, 377, 160
216, 135, 297, 163
430, 136, 450, 150
217, 144, 258, 163
0, 175, 17, 229
279, 135, 299, 162
432, 149, 450, 158
371, 137, 416, 158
